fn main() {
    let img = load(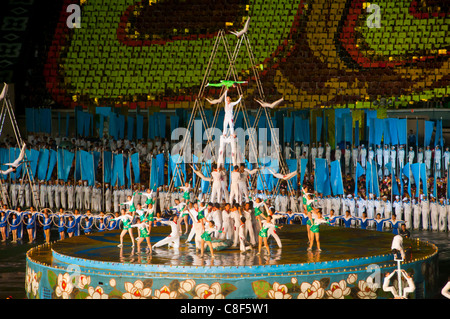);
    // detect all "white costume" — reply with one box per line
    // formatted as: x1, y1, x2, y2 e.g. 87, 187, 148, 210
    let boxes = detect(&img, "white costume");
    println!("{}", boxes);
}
152, 219, 181, 250
229, 169, 242, 204
438, 199, 447, 232
223, 90, 241, 137
413, 199, 421, 230
403, 198, 412, 229
421, 197, 430, 230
